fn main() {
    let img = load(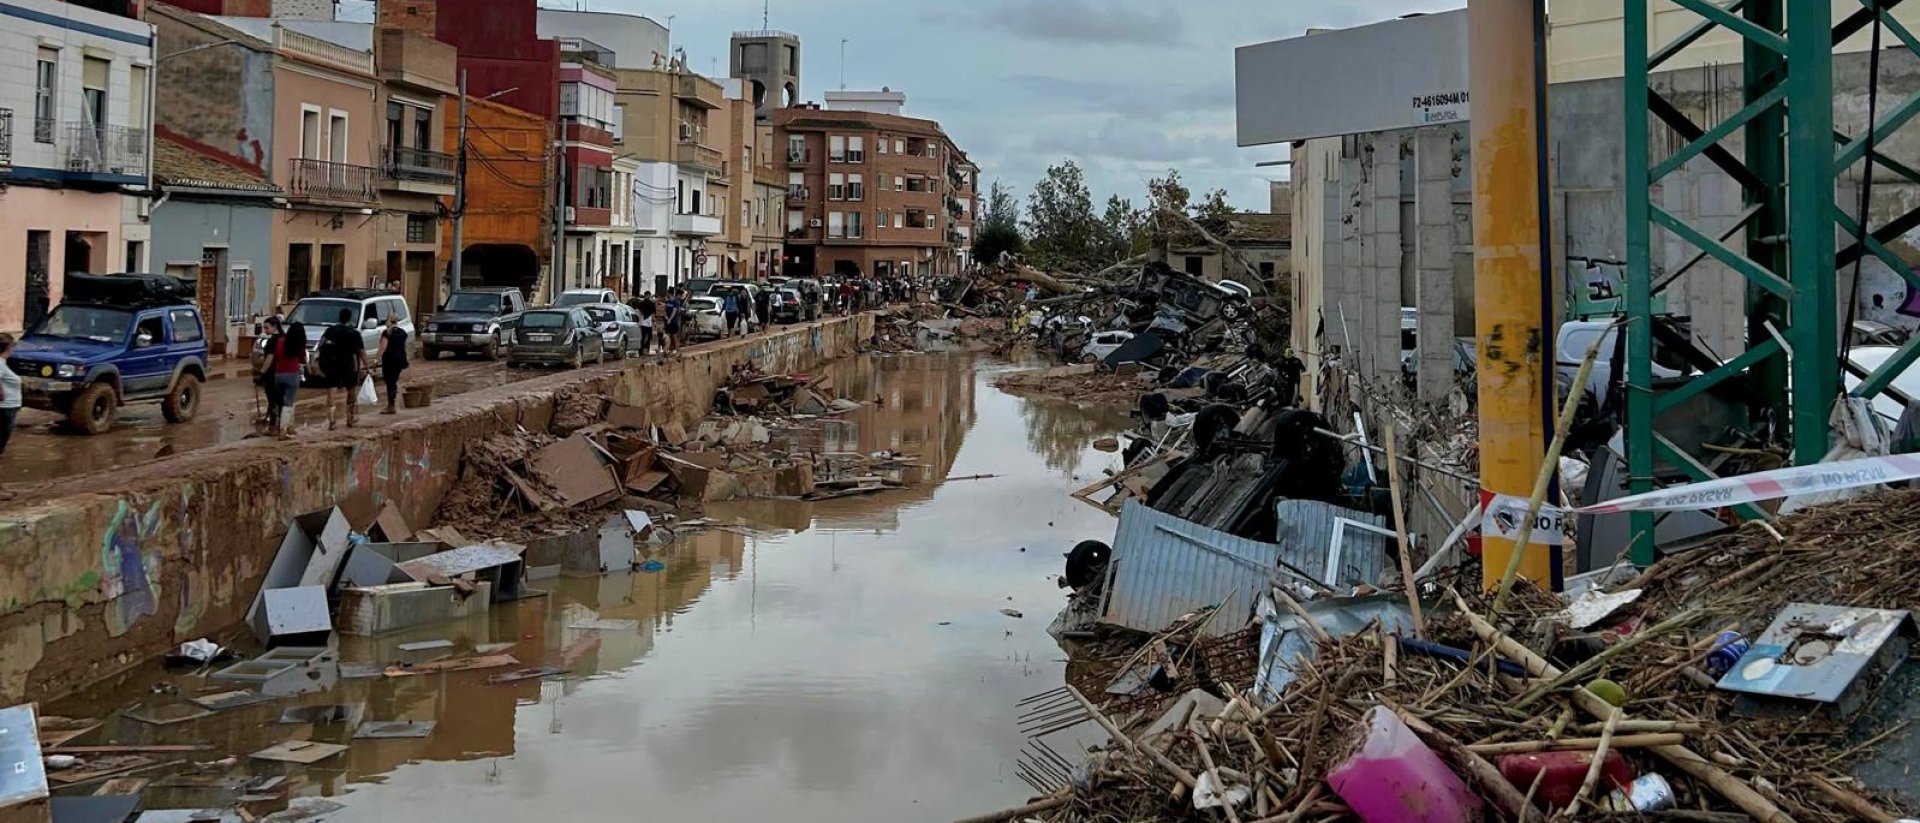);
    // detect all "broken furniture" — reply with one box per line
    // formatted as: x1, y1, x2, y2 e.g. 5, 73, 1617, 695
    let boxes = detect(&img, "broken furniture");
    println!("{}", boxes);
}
211, 647, 338, 698
336, 581, 495, 636
247, 508, 351, 645
249, 586, 332, 648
